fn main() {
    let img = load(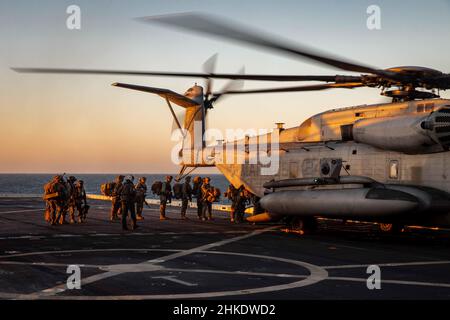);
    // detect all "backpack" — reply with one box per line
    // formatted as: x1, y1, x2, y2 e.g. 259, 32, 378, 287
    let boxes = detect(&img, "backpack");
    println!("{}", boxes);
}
101, 182, 116, 196
151, 181, 163, 195
225, 185, 237, 200
173, 183, 183, 199
205, 187, 221, 203
213, 188, 221, 202
44, 182, 54, 195
192, 181, 202, 197
43, 181, 58, 200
